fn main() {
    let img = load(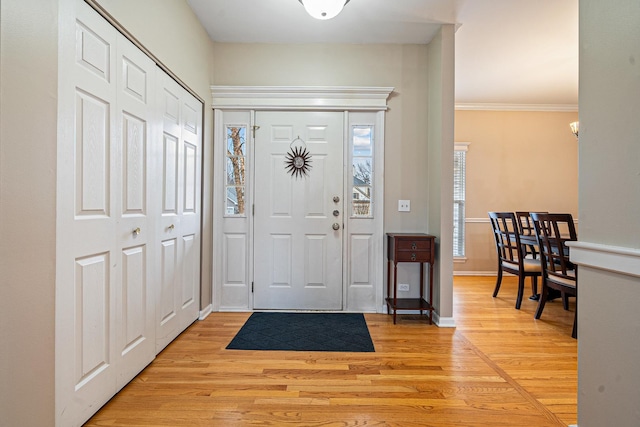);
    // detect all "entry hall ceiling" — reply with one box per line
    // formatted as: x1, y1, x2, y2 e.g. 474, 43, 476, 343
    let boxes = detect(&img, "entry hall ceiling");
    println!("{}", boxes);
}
187, 0, 578, 107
